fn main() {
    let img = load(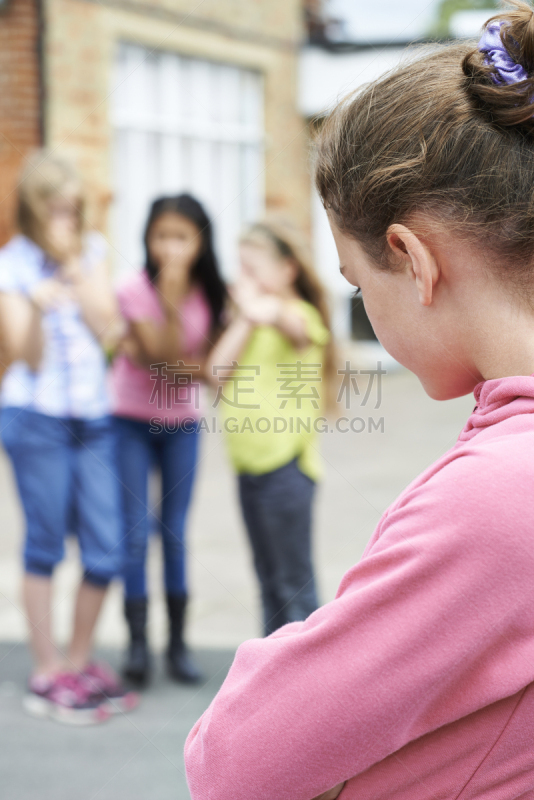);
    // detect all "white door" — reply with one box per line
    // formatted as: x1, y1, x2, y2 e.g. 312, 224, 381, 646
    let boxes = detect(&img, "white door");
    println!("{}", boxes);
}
110, 43, 264, 281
